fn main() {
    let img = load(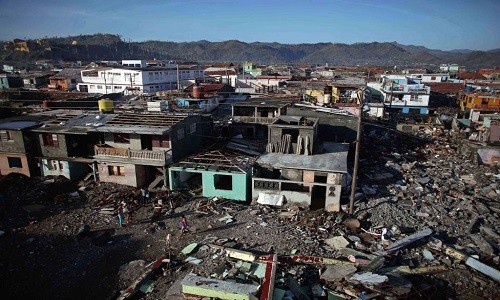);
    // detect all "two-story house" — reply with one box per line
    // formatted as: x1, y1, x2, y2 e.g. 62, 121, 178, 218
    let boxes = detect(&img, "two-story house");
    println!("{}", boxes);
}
31, 110, 113, 180
92, 113, 213, 188
0, 119, 42, 177
460, 93, 500, 122
48, 68, 82, 91
0, 72, 23, 89
252, 116, 349, 211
